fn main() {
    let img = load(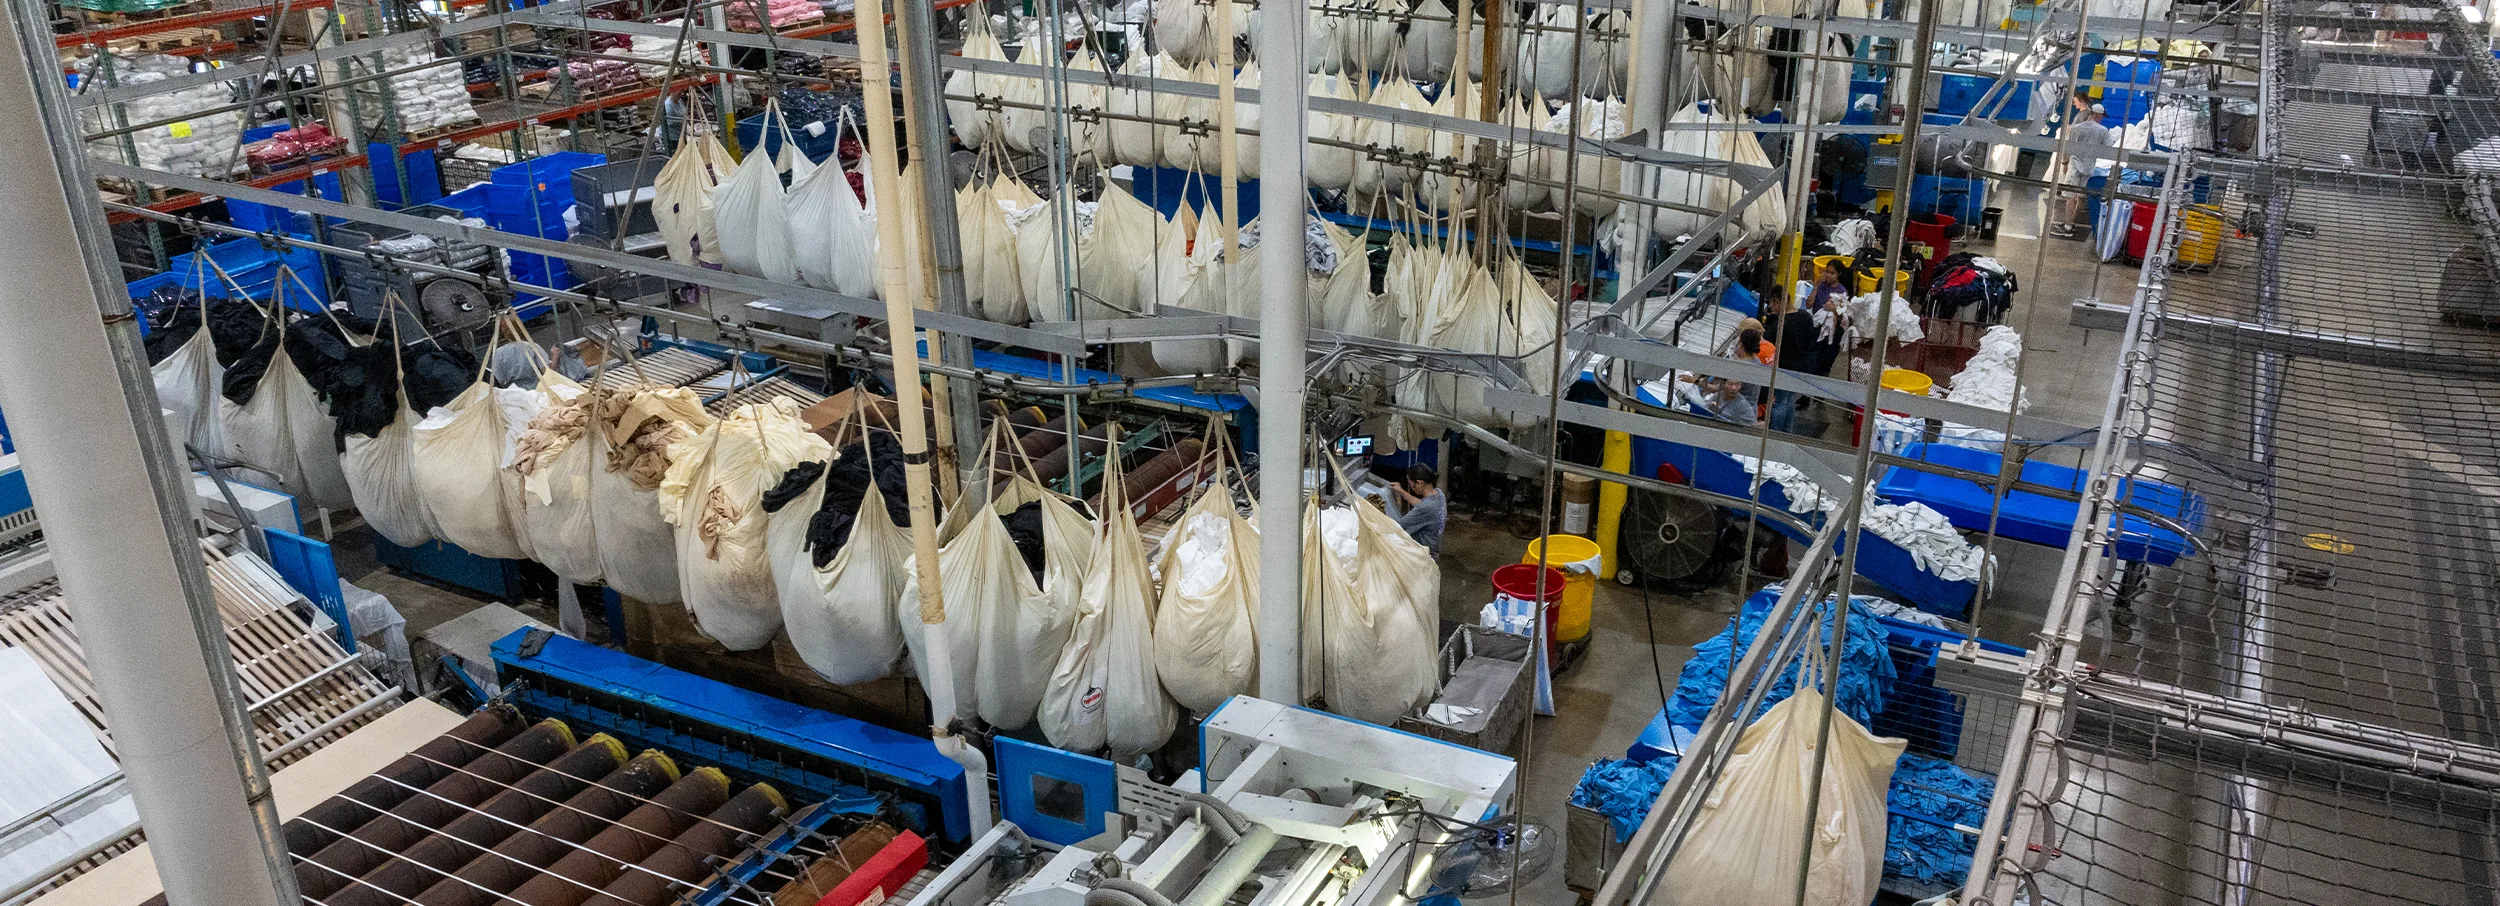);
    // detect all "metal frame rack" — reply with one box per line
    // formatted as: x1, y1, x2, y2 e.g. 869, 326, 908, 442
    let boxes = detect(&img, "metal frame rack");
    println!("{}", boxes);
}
1962, 3, 2500, 905
2, 0, 2320, 901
